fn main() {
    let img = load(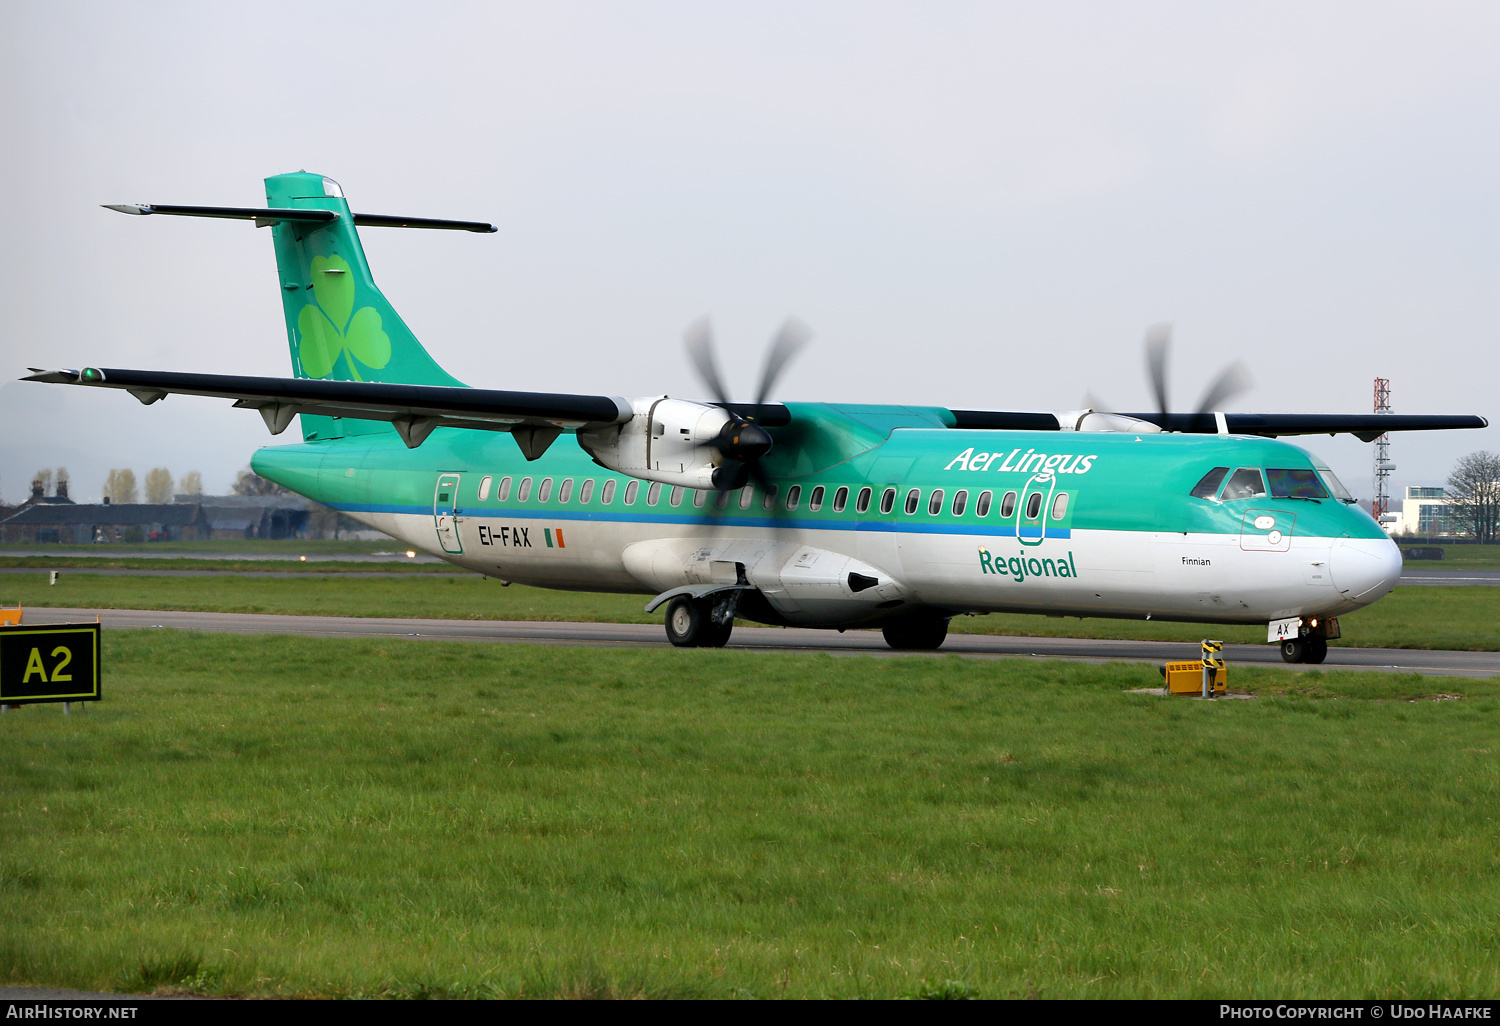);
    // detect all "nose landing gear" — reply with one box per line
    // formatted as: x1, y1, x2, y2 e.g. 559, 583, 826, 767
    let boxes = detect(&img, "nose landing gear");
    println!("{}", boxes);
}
1275, 615, 1337, 663
1280, 636, 1328, 664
